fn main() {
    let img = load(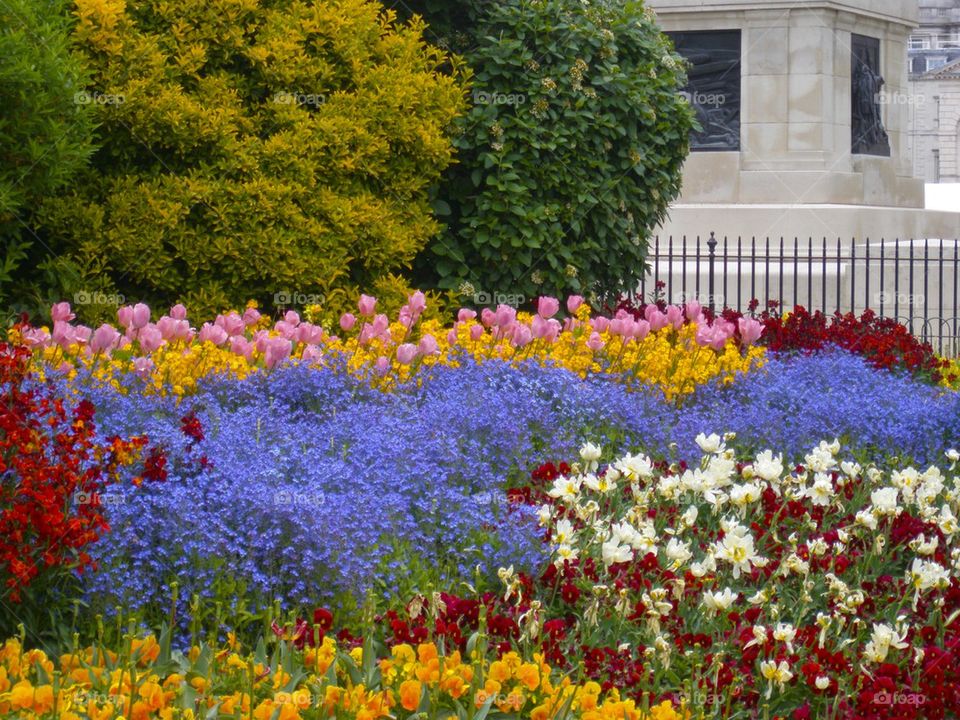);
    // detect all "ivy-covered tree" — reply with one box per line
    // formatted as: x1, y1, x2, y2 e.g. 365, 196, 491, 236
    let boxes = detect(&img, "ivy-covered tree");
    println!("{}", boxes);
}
410, 0, 695, 306
40, 0, 467, 320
